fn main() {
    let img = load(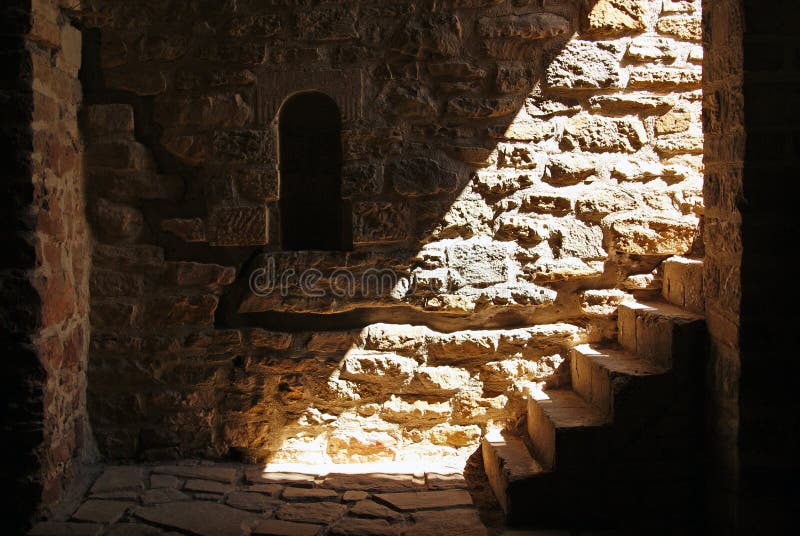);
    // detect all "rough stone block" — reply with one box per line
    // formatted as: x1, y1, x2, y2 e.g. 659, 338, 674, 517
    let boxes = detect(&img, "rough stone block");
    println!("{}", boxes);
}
546, 40, 624, 90
582, 0, 648, 36
447, 237, 509, 286
297, 6, 358, 41
352, 202, 408, 245
138, 295, 219, 328
626, 36, 680, 63
342, 161, 383, 198
391, 13, 463, 58
209, 206, 269, 246
92, 198, 143, 243
602, 211, 699, 255
154, 94, 252, 129
160, 130, 208, 165
545, 153, 596, 184
340, 351, 418, 386
212, 130, 275, 165
589, 93, 674, 114
388, 158, 457, 196
628, 66, 702, 89
561, 115, 647, 153
86, 104, 134, 138
447, 96, 518, 118
161, 218, 207, 243
656, 14, 701, 41
520, 192, 572, 216
87, 141, 153, 171
478, 13, 570, 40
380, 396, 451, 425
163, 261, 236, 289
